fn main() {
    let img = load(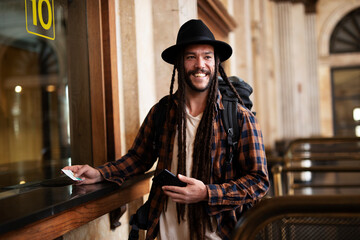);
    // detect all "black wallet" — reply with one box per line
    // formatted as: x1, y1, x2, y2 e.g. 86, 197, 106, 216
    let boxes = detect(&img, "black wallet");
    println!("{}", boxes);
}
152, 169, 187, 187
